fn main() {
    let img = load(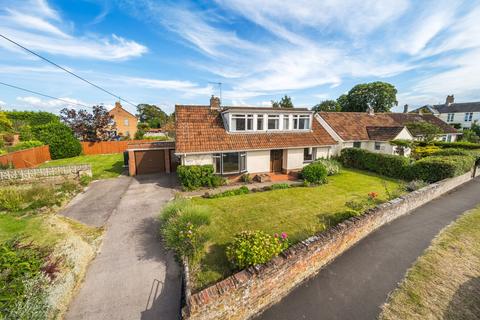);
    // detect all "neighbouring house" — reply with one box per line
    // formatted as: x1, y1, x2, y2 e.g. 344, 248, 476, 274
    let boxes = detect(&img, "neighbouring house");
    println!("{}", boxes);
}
144, 122, 175, 138
174, 96, 337, 178
317, 110, 415, 157
108, 102, 138, 139
410, 95, 480, 131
